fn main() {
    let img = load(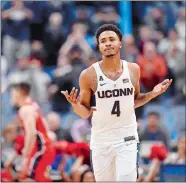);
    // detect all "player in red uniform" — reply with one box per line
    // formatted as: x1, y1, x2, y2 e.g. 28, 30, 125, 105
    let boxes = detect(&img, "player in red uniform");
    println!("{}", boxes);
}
11, 82, 55, 182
